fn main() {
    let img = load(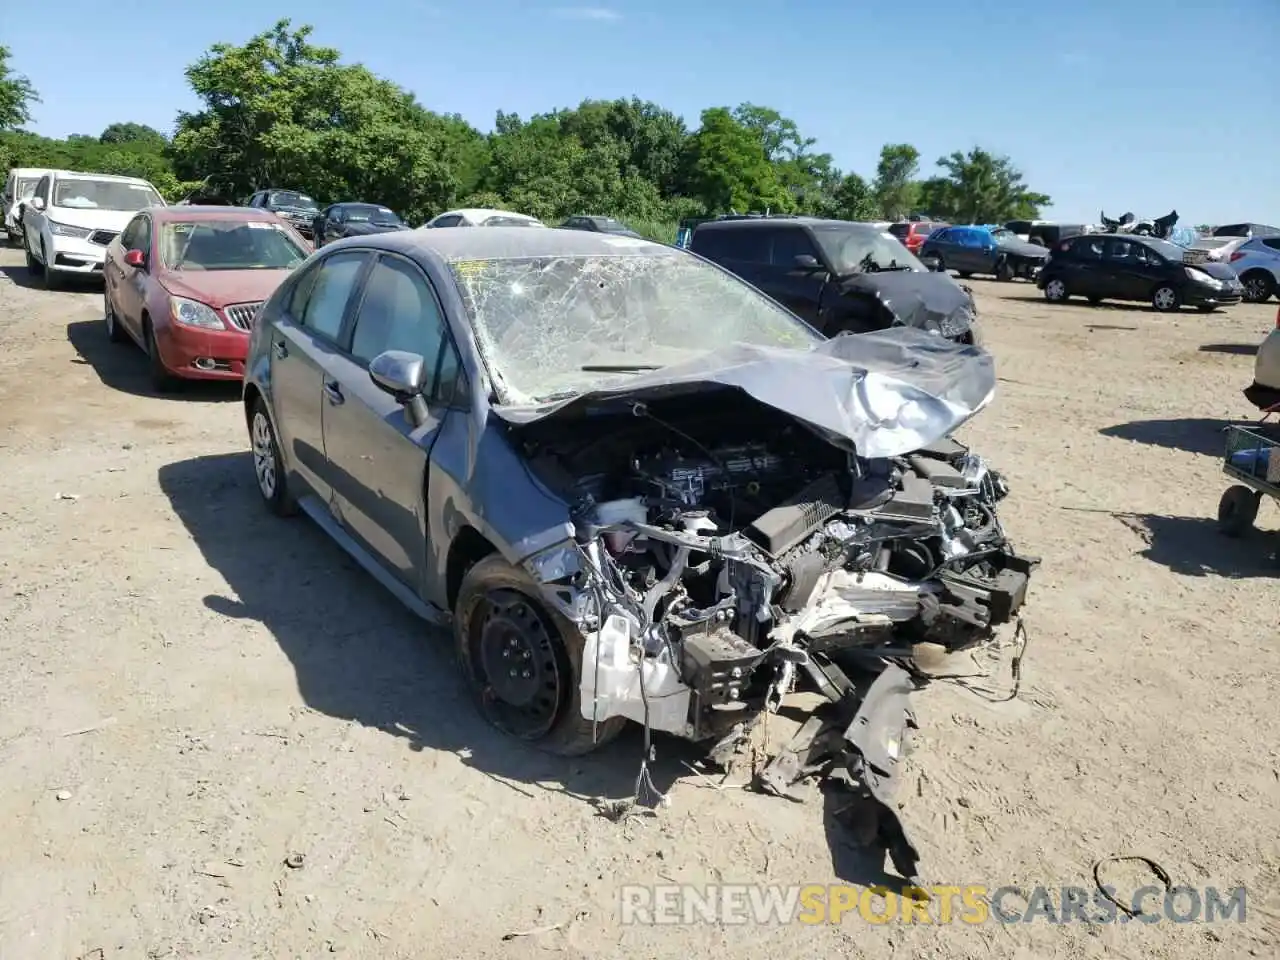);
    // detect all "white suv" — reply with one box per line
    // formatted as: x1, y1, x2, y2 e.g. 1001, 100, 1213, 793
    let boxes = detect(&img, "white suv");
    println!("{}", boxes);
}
1227, 236, 1280, 303
22, 170, 166, 289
